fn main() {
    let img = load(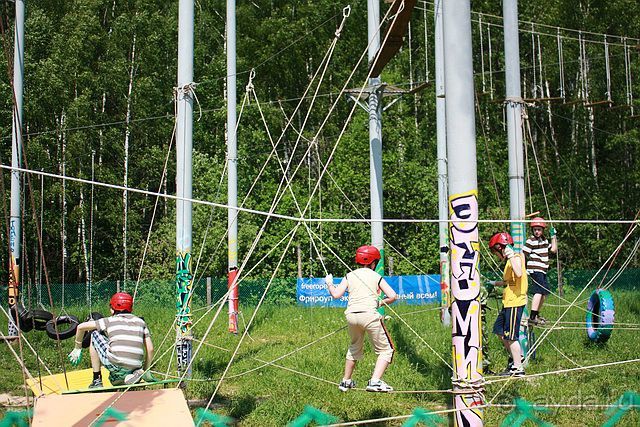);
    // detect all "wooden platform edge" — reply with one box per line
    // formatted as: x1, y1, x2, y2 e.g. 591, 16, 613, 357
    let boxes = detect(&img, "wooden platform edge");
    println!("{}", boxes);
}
62, 379, 179, 395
